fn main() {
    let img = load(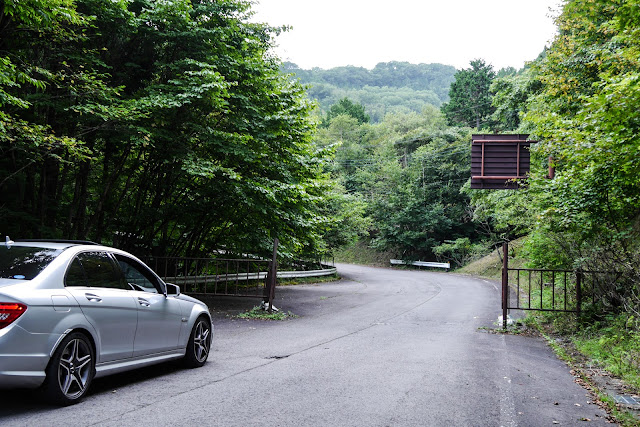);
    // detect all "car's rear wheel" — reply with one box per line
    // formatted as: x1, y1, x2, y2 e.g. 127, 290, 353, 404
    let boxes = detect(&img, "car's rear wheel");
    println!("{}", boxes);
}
183, 316, 211, 368
43, 332, 95, 405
